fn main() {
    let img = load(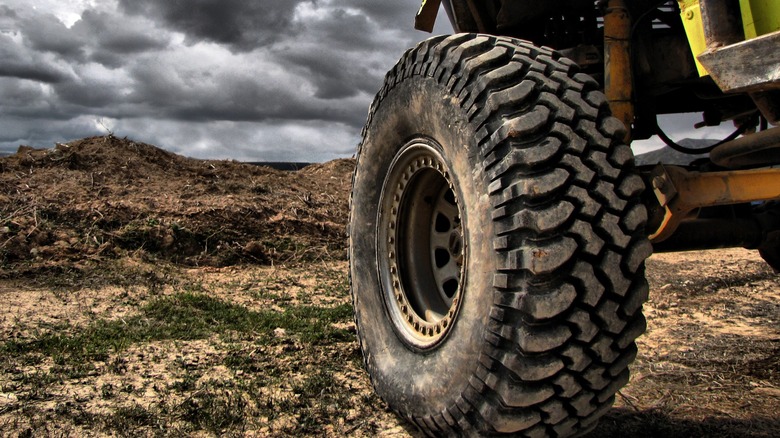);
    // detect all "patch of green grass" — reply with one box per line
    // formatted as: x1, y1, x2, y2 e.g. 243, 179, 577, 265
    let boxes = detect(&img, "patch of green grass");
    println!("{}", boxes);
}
178, 382, 248, 434
15, 370, 59, 402
1, 292, 354, 366
104, 404, 160, 430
